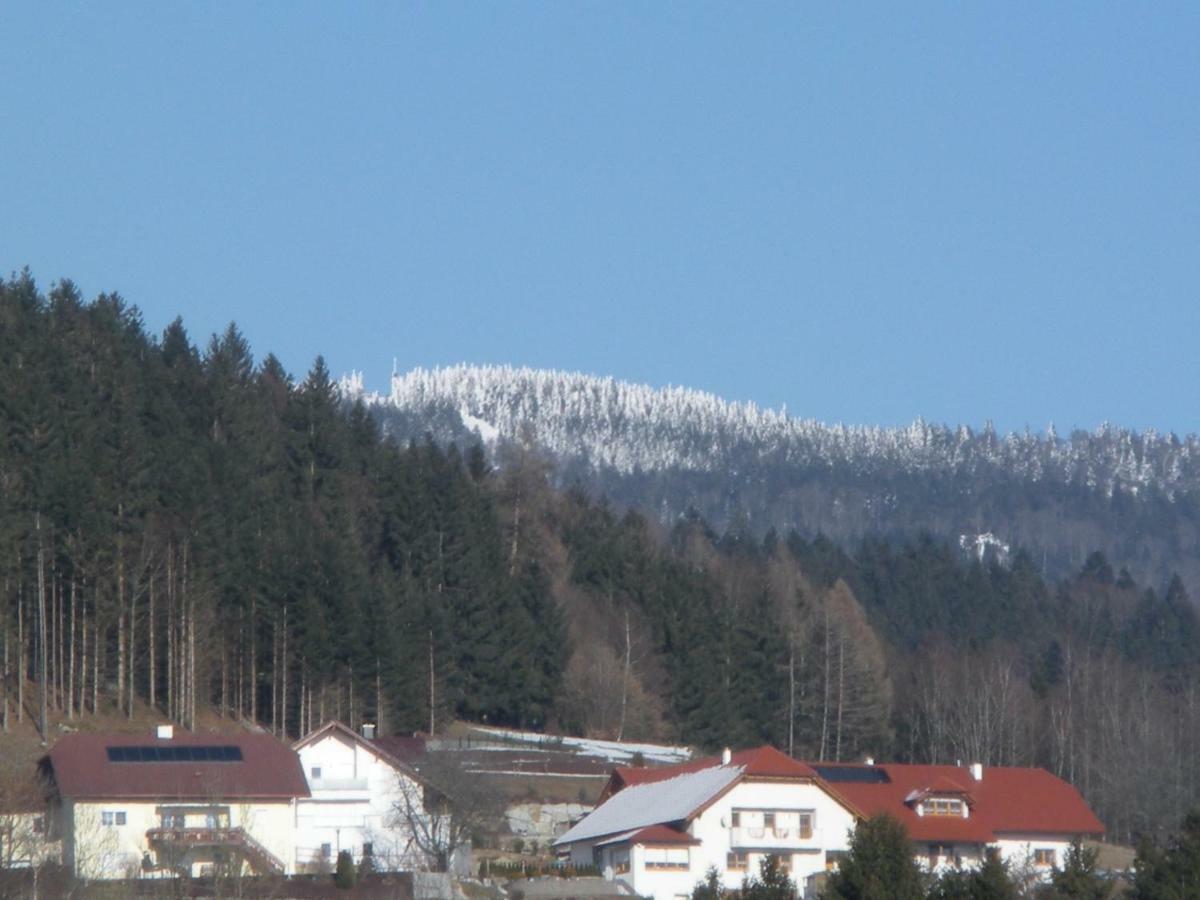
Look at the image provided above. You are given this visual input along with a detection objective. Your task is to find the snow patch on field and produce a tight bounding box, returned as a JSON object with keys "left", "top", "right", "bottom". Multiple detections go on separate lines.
{"left": 464, "top": 725, "right": 692, "bottom": 765}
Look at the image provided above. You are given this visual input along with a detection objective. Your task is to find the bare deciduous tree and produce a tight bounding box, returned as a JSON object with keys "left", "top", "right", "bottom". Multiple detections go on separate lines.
{"left": 390, "top": 752, "right": 504, "bottom": 873}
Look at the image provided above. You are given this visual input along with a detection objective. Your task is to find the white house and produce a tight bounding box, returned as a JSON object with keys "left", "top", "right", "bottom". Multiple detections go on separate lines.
{"left": 554, "top": 747, "right": 1104, "bottom": 900}
{"left": 555, "top": 747, "right": 858, "bottom": 900}
{"left": 292, "top": 721, "right": 427, "bottom": 872}
{"left": 47, "top": 726, "right": 309, "bottom": 879}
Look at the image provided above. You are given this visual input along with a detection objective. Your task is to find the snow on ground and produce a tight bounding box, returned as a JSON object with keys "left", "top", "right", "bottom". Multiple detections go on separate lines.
{"left": 464, "top": 725, "right": 692, "bottom": 765}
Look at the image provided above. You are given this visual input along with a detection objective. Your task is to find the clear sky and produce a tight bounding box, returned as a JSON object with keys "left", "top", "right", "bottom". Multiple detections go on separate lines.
{"left": 2, "top": 3, "right": 1197, "bottom": 434}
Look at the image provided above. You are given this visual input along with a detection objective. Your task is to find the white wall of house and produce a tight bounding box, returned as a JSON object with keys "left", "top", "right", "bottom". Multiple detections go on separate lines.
{"left": 917, "top": 841, "right": 986, "bottom": 874}
{"left": 295, "top": 731, "right": 425, "bottom": 872}
{"left": 626, "top": 842, "right": 701, "bottom": 900}
{"left": 64, "top": 798, "right": 296, "bottom": 879}
{"left": 691, "top": 779, "right": 856, "bottom": 896}
{"left": 576, "top": 779, "right": 857, "bottom": 900}
{"left": 992, "top": 833, "right": 1071, "bottom": 880}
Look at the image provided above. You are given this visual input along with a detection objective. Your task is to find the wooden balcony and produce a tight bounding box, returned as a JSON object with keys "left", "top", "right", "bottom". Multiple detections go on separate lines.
{"left": 146, "top": 826, "right": 284, "bottom": 875}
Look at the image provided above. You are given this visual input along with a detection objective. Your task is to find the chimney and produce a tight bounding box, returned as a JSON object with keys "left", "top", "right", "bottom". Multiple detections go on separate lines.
{"left": 156, "top": 724, "right": 174, "bottom": 740}
{"left": 362, "top": 723, "right": 377, "bottom": 740}
{"left": 721, "top": 747, "right": 732, "bottom": 765}
{"left": 970, "top": 762, "right": 983, "bottom": 781}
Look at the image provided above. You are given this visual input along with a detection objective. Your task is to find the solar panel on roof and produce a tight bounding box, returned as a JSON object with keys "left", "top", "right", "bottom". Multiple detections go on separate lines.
{"left": 106, "top": 746, "right": 244, "bottom": 763}
{"left": 813, "top": 765, "right": 891, "bottom": 784}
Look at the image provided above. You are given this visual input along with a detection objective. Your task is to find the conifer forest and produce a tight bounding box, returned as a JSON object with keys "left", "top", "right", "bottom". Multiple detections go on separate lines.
{"left": 3, "top": 271, "right": 1200, "bottom": 843}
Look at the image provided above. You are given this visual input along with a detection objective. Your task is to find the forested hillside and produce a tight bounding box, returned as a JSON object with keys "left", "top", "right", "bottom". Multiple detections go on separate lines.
{"left": 356, "top": 364, "right": 1200, "bottom": 592}
{"left": 3, "top": 272, "right": 1200, "bottom": 844}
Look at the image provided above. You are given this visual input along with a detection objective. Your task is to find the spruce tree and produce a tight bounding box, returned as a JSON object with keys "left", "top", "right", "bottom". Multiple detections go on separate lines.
{"left": 823, "top": 815, "right": 925, "bottom": 900}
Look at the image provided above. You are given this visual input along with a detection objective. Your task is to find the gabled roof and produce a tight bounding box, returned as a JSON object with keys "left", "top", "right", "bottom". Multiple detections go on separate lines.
{"left": 49, "top": 731, "right": 309, "bottom": 801}
{"left": 603, "top": 746, "right": 816, "bottom": 798}
{"left": 816, "top": 763, "right": 1104, "bottom": 843}
{"left": 293, "top": 721, "right": 423, "bottom": 783}
{"left": 557, "top": 746, "right": 829, "bottom": 847}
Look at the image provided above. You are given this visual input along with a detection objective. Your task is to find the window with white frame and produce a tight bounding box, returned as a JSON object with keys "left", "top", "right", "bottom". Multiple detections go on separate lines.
{"left": 644, "top": 847, "right": 689, "bottom": 870}
{"left": 101, "top": 811, "right": 126, "bottom": 827}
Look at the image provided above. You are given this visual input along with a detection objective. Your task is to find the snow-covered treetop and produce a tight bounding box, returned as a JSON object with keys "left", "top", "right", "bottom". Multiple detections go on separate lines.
{"left": 344, "top": 364, "right": 1200, "bottom": 499}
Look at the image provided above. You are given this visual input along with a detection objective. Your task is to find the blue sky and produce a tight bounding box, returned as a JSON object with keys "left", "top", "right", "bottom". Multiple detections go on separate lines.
{"left": 2, "top": 3, "right": 1197, "bottom": 434}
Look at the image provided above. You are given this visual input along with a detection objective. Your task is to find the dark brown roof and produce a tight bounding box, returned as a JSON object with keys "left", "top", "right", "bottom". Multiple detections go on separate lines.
{"left": 372, "top": 734, "right": 427, "bottom": 765}
{"left": 49, "top": 731, "right": 310, "bottom": 801}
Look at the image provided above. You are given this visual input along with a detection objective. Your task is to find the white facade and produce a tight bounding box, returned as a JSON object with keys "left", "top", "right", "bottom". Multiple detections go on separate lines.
{"left": 993, "top": 833, "right": 1071, "bottom": 879}
{"left": 295, "top": 725, "right": 426, "bottom": 872}
{"left": 567, "top": 778, "right": 856, "bottom": 900}
{"left": 63, "top": 797, "right": 297, "bottom": 879}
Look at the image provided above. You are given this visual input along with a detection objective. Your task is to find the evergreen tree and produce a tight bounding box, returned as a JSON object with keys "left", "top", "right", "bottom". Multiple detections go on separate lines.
{"left": 1044, "top": 840, "right": 1111, "bottom": 900}
{"left": 822, "top": 815, "right": 925, "bottom": 900}
{"left": 741, "top": 854, "right": 796, "bottom": 900}
{"left": 690, "top": 867, "right": 727, "bottom": 900}
{"left": 1132, "top": 811, "right": 1200, "bottom": 900}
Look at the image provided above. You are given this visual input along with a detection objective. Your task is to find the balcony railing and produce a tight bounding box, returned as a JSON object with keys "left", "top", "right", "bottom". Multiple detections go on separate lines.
{"left": 731, "top": 825, "right": 815, "bottom": 849}
{"left": 146, "top": 827, "right": 285, "bottom": 875}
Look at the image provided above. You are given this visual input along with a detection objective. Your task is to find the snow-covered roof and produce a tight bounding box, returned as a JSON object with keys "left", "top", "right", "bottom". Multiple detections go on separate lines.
{"left": 554, "top": 764, "right": 742, "bottom": 846}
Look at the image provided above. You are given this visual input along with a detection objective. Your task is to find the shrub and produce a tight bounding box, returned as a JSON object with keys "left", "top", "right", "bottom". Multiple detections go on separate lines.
{"left": 334, "top": 850, "right": 357, "bottom": 889}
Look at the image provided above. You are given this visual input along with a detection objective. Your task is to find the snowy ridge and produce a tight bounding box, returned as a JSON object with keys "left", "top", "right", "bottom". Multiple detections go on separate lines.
{"left": 347, "top": 364, "right": 1200, "bottom": 500}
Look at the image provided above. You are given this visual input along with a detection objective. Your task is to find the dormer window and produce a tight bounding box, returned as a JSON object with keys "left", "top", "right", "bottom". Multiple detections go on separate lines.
{"left": 923, "top": 798, "right": 964, "bottom": 817}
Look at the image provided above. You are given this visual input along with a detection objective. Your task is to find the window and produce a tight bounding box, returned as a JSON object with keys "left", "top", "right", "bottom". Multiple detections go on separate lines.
{"left": 161, "top": 812, "right": 185, "bottom": 829}
{"left": 768, "top": 853, "right": 791, "bottom": 873}
{"left": 206, "top": 813, "right": 220, "bottom": 829}
{"left": 797, "top": 812, "right": 814, "bottom": 839}
{"left": 321, "top": 843, "right": 332, "bottom": 859}
{"left": 101, "top": 811, "right": 126, "bottom": 827}
{"left": 1034, "top": 848, "right": 1056, "bottom": 867}
{"left": 929, "top": 844, "right": 954, "bottom": 866}
{"left": 614, "top": 850, "right": 630, "bottom": 874}
{"left": 727, "top": 851, "right": 748, "bottom": 871}
{"left": 32, "top": 816, "right": 44, "bottom": 835}
{"left": 924, "top": 798, "right": 964, "bottom": 817}
{"left": 311, "top": 766, "right": 322, "bottom": 779}
{"left": 732, "top": 808, "right": 814, "bottom": 838}
{"left": 645, "top": 847, "right": 690, "bottom": 870}
{"left": 362, "top": 843, "right": 373, "bottom": 857}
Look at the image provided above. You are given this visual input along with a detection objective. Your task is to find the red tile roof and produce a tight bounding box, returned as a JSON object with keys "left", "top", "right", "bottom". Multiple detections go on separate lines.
{"left": 609, "top": 746, "right": 816, "bottom": 794}
{"left": 624, "top": 825, "right": 701, "bottom": 846}
{"left": 816, "top": 763, "right": 1104, "bottom": 843}
{"left": 49, "top": 731, "right": 310, "bottom": 801}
